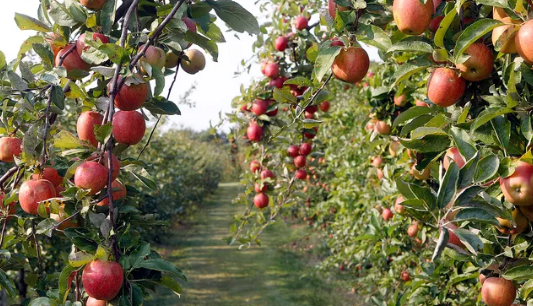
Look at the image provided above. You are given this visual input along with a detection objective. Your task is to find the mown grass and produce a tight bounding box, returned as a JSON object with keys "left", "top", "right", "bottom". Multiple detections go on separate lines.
{"left": 145, "top": 182, "right": 354, "bottom": 306}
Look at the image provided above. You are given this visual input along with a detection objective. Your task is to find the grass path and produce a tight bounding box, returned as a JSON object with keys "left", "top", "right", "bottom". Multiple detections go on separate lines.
{"left": 146, "top": 182, "right": 353, "bottom": 306}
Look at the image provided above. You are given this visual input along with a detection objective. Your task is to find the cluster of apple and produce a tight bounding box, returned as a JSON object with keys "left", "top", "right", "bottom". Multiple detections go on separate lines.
{"left": 250, "top": 161, "right": 275, "bottom": 209}
{"left": 287, "top": 142, "right": 313, "bottom": 180}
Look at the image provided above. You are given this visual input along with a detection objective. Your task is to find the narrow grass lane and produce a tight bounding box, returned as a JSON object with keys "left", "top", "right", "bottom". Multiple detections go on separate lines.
{"left": 146, "top": 182, "right": 353, "bottom": 306}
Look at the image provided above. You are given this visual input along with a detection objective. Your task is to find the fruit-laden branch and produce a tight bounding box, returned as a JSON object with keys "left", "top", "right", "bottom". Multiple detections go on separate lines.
{"left": 137, "top": 58, "right": 182, "bottom": 160}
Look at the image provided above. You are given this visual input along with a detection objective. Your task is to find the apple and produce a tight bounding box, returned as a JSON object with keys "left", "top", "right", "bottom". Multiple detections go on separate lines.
{"left": 407, "top": 223, "right": 419, "bottom": 237}
{"left": 275, "top": 36, "right": 289, "bottom": 52}
{"left": 394, "top": 93, "right": 408, "bottom": 106}
{"left": 479, "top": 274, "right": 487, "bottom": 285}
{"left": 266, "top": 100, "right": 278, "bottom": 116}
{"left": 138, "top": 45, "right": 166, "bottom": 71}
{"left": 75, "top": 161, "right": 108, "bottom": 195}
{"left": 443, "top": 147, "right": 466, "bottom": 170}
{"left": 492, "top": 18, "right": 520, "bottom": 54}
{"left": 247, "top": 123, "right": 262, "bottom": 142}
{"left": 76, "top": 33, "right": 109, "bottom": 59}
{"left": 165, "top": 52, "right": 180, "bottom": 68}
{"left": 304, "top": 127, "right": 318, "bottom": 139}
{"left": 427, "top": 68, "right": 466, "bottom": 107}
{"left": 111, "top": 75, "right": 147, "bottom": 111}
{"left": 415, "top": 99, "right": 428, "bottom": 107}
{"left": 515, "top": 19, "right": 533, "bottom": 65}
{"left": 306, "top": 105, "right": 318, "bottom": 113}
{"left": 0, "top": 137, "right": 22, "bottom": 162}
{"left": 86, "top": 297, "right": 107, "bottom": 306}
{"left": 456, "top": 43, "right": 494, "bottom": 82}
{"left": 328, "top": 0, "right": 350, "bottom": 18}
{"left": 382, "top": 208, "right": 393, "bottom": 221}
{"left": 372, "top": 156, "right": 383, "bottom": 168}
{"left": 251, "top": 99, "right": 268, "bottom": 116}
{"left": 254, "top": 193, "right": 269, "bottom": 209}
{"left": 500, "top": 161, "right": 533, "bottom": 206}
{"left": 496, "top": 208, "right": 528, "bottom": 234}
{"left": 410, "top": 164, "right": 430, "bottom": 180}
{"left": 112, "top": 111, "right": 146, "bottom": 145}
{"left": 375, "top": 121, "right": 391, "bottom": 135}
{"left": 392, "top": 0, "right": 434, "bottom": 35}
{"left": 401, "top": 271, "right": 411, "bottom": 282}
{"left": 429, "top": 16, "right": 444, "bottom": 32}
{"left": 319, "top": 101, "right": 330, "bottom": 112}
{"left": 55, "top": 44, "right": 91, "bottom": 72}
{"left": 260, "top": 170, "right": 274, "bottom": 180}
{"left": 389, "top": 141, "right": 400, "bottom": 157}
{"left": 82, "top": 260, "right": 124, "bottom": 301}
{"left": 295, "top": 169, "right": 307, "bottom": 180}
{"left": 98, "top": 181, "right": 127, "bottom": 206}
{"left": 181, "top": 49, "right": 206, "bottom": 75}
{"left": 52, "top": 203, "right": 79, "bottom": 230}
{"left": 300, "top": 143, "right": 312, "bottom": 156}
{"left": 269, "top": 77, "right": 286, "bottom": 89}
{"left": 32, "top": 167, "right": 62, "bottom": 187}
{"left": 102, "top": 152, "right": 120, "bottom": 182}
{"left": 250, "top": 160, "right": 261, "bottom": 173}
{"left": 262, "top": 62, "right": 280, "bottom": 78}
{"left": 77, "top": 111, "right": 103, "bottom": 147}
{"left": 294, "top": 156, "right": 306, "bottom": 168}
{"left": 444, "top": 223, "right": 465, "bottom": 248}
{"left": 331, "top": 47, "right": 370, "bottom": 83}
{"left": 304, "top": 111, "right": 314, "bottom": 119}
{"left": 481, "top": 277, "right": 516, "bottom": 306}
{"left": 181, "top": 17, "right": 197, "bottom": 49}
{"left": 288, "top": 145, "right": 300, "bottom": 158}
{"left": 294, "top": 16, "right": 309, "bottom": 30}
{"left": 395, "top": 196, "right": 405, "bottom": 214}
{"left": 377, "top": 168, "right": 384, "bottom": 180}
{"left": 80, "top": 0, "right": 106, "bottom": 10}
{"left": 19, "top": 179, "right": 56, "bottom": 215}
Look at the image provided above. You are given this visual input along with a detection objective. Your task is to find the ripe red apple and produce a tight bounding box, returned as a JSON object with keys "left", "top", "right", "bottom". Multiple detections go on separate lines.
{"left": 516, "top": 19, "right": 533, "bottom": 65}
{"left": 80, "top": 0, "right": 106, "bottom": 10}
{"left": 139, "top": 45, "right": 166, "bottom": 71}
{"left": 32, "top": 167, "right": 62, "bottom": 187}
{"left": 77, "top": 111, "right": 103, "bottom": 147}
{"left": 82, "top": 260, "right": 124, "bottom": 301}
{"left": 294, "top": 16, "right": 309, "bottom": 30}
{"left": 260, "top": 170, "right": 274, "bottom": 180}
{"left": 262, "top": 62, "right": 280, "bottom": 78}
{"left": 247, "top": 123, "right": 262, "bottom": 142}
{"left": 394, "top": 93, "right": 408, "bottom": 106}
{"left": 393, "top": 0, "right": 434, "bottom": 35}
{"left": 444, "top": 223, "right": 465, "bottom": 248}
{"left": 251, "top": 99, "right": 268, "bottom": 116}
{"left": 181, "top": 49, "right": 206, "bottom": 75}
{"left": 500, "top": 161, "right": 533, "bottom": 206}
{"left": 294, "top": 156, "right": 307, "bottom": 168}
{"left": 250, "top": 160, "right": 261, "bottom": 173}
{"left": 415, "top": 99, "right": 428, "bottom": 107}
{"left": 401, "top": 271, "right": 411, "bottom": 282}
{"left": 275, "top": 36, "right": 289, "bottom": 52}
{"left": 98, "top": 181, "right": 126, "bottom": 206}
{"left": 86, "top": 297, "right": 107, "bottom": 306}
{"left": 443, "top": 147, "right": 466, "bottom": 170}
{"left": 372, "top": 156, "right": 383, "bottom": 168}
{"left": 112, "top": 111, "right": 146, "bottom": 145}
{"left": 375, "top": 121, "right": 391, "bottom": 135}
{"left": 266, "top": 100, "right": 278, "bottom": 117}
{"left": 0, "top": 137, "right": 22, "bottom": 162}
{"left": 101, "top": 151, "right": 120, "bottom": 182}
{"left": 319, "top": 101, "right": 330, "bottom": 112}
{"left": 55, "top": 44, "right": 91, "bottom": 72}
{"left": 382, "top": 208, "right": 393, "bottom": 221}
{"left": 481, "top": 277, "right": 516, "bottom": 306}
{"left": 254, "top": 182, "right": 267, "bottom": 193}
{"left": 429, "top": 16, "right": 444, "bottom": 32}
{"left": 427, "top": 68, "right": 466, "bottom": 107}
{"left": 74, "top": 161, "right": 108, "bottom": 195}
{"left": 269, "top": 77, "right": 286, "bottom": 89}
{"left": 456, "top": 43, "right": 494, "bottom": 82}
{"left": 300, "top": 143, "right": 312, "bottom": 156}
{"left": 111, "top": 76, "right": 148, "bottom": 111}
{"left": 395, "top": 196, "right": 405, "bottom": 214}
{"left": 407, "top": 223, "right": 419, "bottom": 237}
{"left": 332, "top": 47, "right": 370, "bottom": 83}
{"left": 376, "top": 168, "right": 384, "bottom": 179}
{"left": 288, "top": 145, "right": 300, "bottom": 158}
{"left": 254, "top": 193, "right": 269, "bottom": 209}
{"left": 19, "top": 179, "right": 56, "bottom": 215}
{"left": 76, "top": 32, "right": 109, "bottom": 58}
{"left": 304, "top": 127, "right": 318, "bottom": 139}
{"left": 295, "top": 169, "right": 307, "bottom": 180}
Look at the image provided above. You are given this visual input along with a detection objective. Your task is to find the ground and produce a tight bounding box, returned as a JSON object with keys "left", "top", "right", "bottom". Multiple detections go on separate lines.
{"left": 145, "top": 182, "right": 355, "bottom": 306}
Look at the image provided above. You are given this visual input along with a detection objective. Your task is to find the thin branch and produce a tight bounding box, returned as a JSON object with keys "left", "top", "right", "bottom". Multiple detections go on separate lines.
{"left": 40, "top": 93, "right": 53, "bottom": 166}
{"left": 58, "top": 45, "right": 76, "bottom": 67}
{"left": 306, "top": 21, "right": 319, "bottom": 31}
{"left": 31, "top": 220, "right": 43, "bottom": 277}
{"left": 0, "top": 167, "right": 19, "bottom": 192}
{"left": 0, "top": 218, "right": 7, "bottom": 248}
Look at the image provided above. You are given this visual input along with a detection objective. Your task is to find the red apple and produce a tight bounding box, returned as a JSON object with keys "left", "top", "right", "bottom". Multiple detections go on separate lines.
{"left": 294, "top": 16, "right": 309, "bottom": 30}
{"left": 275, "top": 36, "right": 289, "bottom": 52}
{"left": 254, "top": 193, "right": 269, "bottom": 209}
{"left": 332, "top": 47, "right": 370, "bottom": 83}
{"left": 372, "top": 156, "right": 383, "bottom": 168}
{"left": 32, "top": 167, "right": 62, "bottom": 187}
{"left": 481, "top": 277, "right": 516, "bottom": 306}
{"left": 86, "top": 297, "right": 107, "bottom": 306}
{"left": 262, "top": 62, "right": 280, "bottom": 78}
{"left": 0, "top": 137, "right": 22, "bottom": 162}
{"left": 456, "top": 43, "right": 494, "bottom": 82}
{"left": 80, "top": 0, "right": 106, "bottom": 10}
{"left": 415, "top": 99, "right": 428, "bottom": 107}
{"left": 269, "top": 77, "right": 286, "bottom": 89}
{"left": 19, "top": 179, "right": 56, "bottom": 215}
{"left": 394, "top": 93, "right": 408, "bottom": 106}
{"left": 76, "top": 32, "right": 109, "bottom": 58}
{"left": 294, "top": 156, "right": 306, "bottom": 168}
{"left": 251, "top": 99, "right": 268, "bottom": 116}
{"left": 407, "top": 223, "right": 419, "bottom": 237}
{"left": 300, "top": 143, "right": 312, "bottom": 156}
{"left": 427, "top": 68, "right": 466, "bottom": 107}
{"left": 247, "top": 123, "right": 262, "bottom": 142}
{"left": 260, "top": 170, "right": 275, "bottom": 180}
{"left": 382, "top": 208, "right": 393, "bottom": 221}
{"left": 377, "top": 168, "right": 384, "bottom": 180}
{"left": 250, "top": 161, "right": 261, "bottom": 173}
{"left": 295, "top": 169, "right": 307, "bottom": 180}
{"left": 443, "top": 147, "right": 466, "bottom": 170}
{"left": 82, "top": 260, "right": 124, "bottom": 301}
{"left": 306, "top": 105, "right": 318, "bottom": 113}
{"left": 55, "top": 44, "right": 90, "bottom": 72}
{"left": 288, "top": 145, "right": 300, "bottom": 158}
{"left": 328, "top": 0, "right": 350, "bottom": 18}
{"left": 395, "top": 196, "right": 405, "bottom": 214}
{"left": 77, "top": 111, "right": 103, "bottom": 147}
{"left": 319, "top": 101, "right": 330, "bottom": 112}
{"left": 102, "top": 151, "right": 120, "bottom": 182}
{"left": 401, "top": 271, "right": 411, "bottom": 282}
{"left": 304, "top": 127, "right": 318, "bottom": 139}
{"left": 429, "top": 16, "right": 444, "bottom": 32}
{"left": 500, "top": 161, "right": 533, "bottom": 206}
{"left": 393, "top": 0, "right": 434, "bottom": 35}
{"left": 75, "top": 161, "right": 108, "bottom": 195}
{"left": 516, "top": 19, "right": 533, "bottom": 65}
{"left": 112, "top": 111, "right": 146, "bottom": 145}
{"left": 375, "top": 121, "right": 391, "bottom": 135}
{"left": 444, "top": 223, "right": 465, "bottom": 248}
{"left": 111, "top": 75, "right": 148, "bottom": 111}
{"left": 266, "top": 100, "right": 278, "bottom": 117}
{"left": 98, "top": 181, "right": 126, "bottom": 206}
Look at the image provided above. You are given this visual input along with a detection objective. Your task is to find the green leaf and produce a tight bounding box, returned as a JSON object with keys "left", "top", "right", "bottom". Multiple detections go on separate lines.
{"left": 99, "top": 44, "right": 130, "bottom": 65}
{"left": 356, "top": 24, "right": 392, "bottom": 52}
{"left": 432, "top": 228, "right": 449, "bottom": 261}
{"left": 454, "top": 19, "right": 502, "bottom": 63}
{"left": 94, "top": 123, "right": 113, "bottom": 145}
{"left": 0, "top": 269, "right": 16, "bottom": 296}
{"left": 100, "top": 0, "right": 116, "bottom": 34}
{"left": 58, "top": 265, "right": 77, "bottom": 303}
{"left": 400, "top": 127, "right": 451, "bottom": 153}
{"left": 520, "top": 279, "right": 533, "bottom": 300}
{"left": 124, "top": 165, "right": 157, "bottom": 190}
{"left": 14, "top": 13, "right": 52, "bottom": 32}
{"left": 49, "top": 0, "right": 79, "bottom": 27}
{"left": 503, "top": 265, "right": 533, "bottom": 281}
{"left": 53, "top": 130, "right": 91, "bottom": 149}
{"left": 454, "top": 208, "right": 499, "bottom": 226}
{"left": 388, "top": 37, "right": 433, "bottom": 54}
{"left": 29, "top": 297, "right": 52, "bottom": 306}
{"left": 453, "top": 228, "right": 483, "bottom": 254}
{"left": 450, "top": 127, "right": 476, "bottom": 160}
{"left": 206, "top": 0, "right": 259, "bottom": 35}
{"left": 392, "top": 106, "right": 434, "bottom": 128}
{"left": 184, "top": 31, "right": 219, "bottom": 62}
{"left": 437, "top": 162, "right": 459, "bottom": 209}
{"left": 471, "top": 108, "right": 513, "bottom": 131}
{"left": 51, "top": 85, "right": 65, "bottom": 110}
{"left": 314, "top": 42, "right": 341, "bottom": 82}
{"left": 434, "top": 7, "right": 457, "bottom": 48}
{"left": 474, "top": 154, "right": 499, "bottom": 183}
{"left": 136, "top": 259, "right": 186, "bottom": 280}
{"left": 390, "top": 59, "right": 431, "bottom": 89}
{"left": 273, "top": 87, "right": 297, "bottom": 104}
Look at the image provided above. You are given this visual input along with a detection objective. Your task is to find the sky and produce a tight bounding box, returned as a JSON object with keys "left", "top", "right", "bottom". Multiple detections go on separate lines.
{"left": 1, "top": 1, "right": 379, "bottom": 132}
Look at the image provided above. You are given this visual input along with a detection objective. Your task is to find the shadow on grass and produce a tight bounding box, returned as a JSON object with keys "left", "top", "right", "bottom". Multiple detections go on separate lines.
{"left": 145, "top": 182, "right": 353, "bottom": 306}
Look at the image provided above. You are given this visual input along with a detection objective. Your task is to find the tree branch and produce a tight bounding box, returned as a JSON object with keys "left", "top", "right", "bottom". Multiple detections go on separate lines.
{"left": 31, "top": 221, "right": 43, "bottom": 277}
